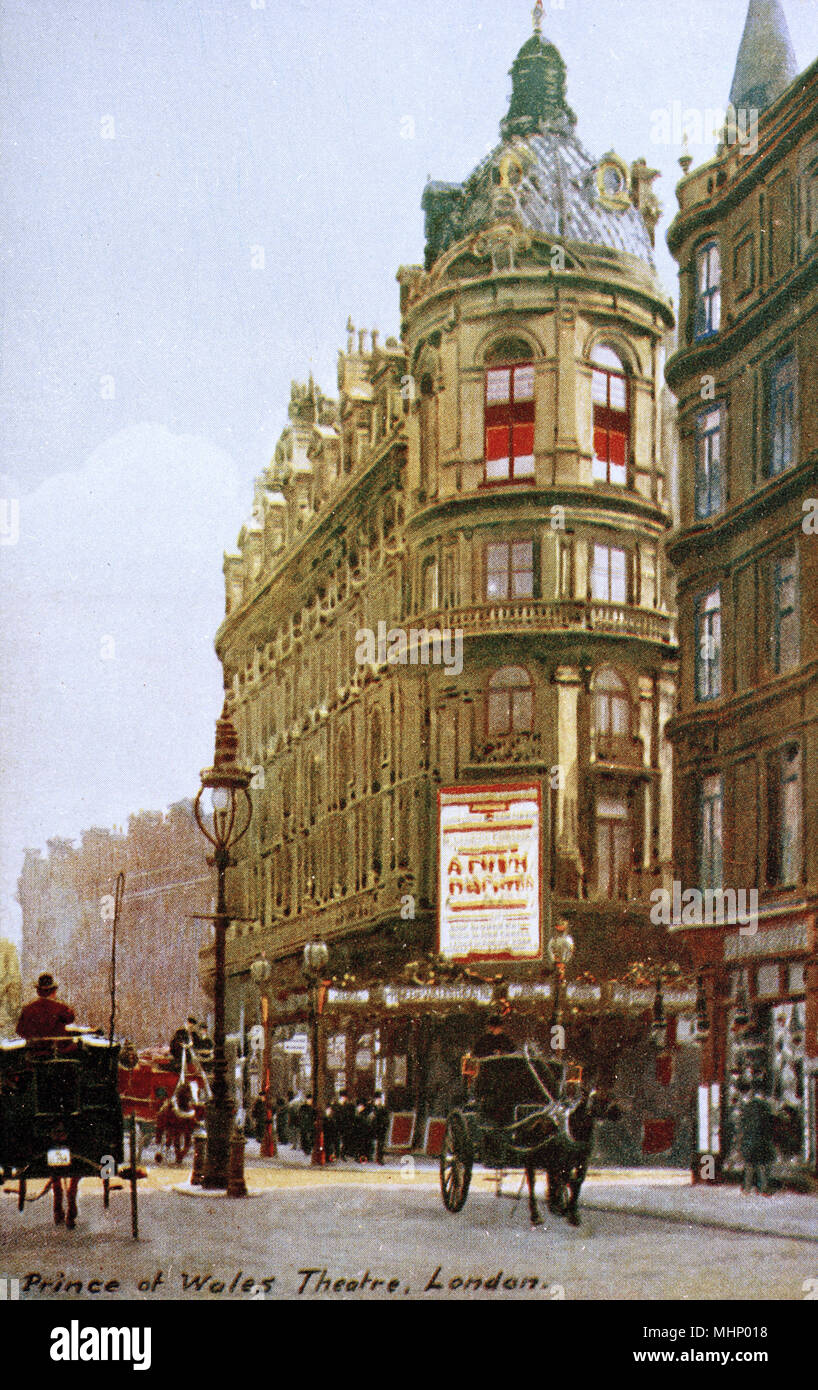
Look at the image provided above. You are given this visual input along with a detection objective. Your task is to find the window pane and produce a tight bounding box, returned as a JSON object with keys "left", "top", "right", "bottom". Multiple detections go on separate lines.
{"left": 596, "top": 694, "right": 611, "bottom": 734}
{"left": 609, "top": 375, "right": 627, "bottom": 411}
{"left": 609, "top": 460, "right": 627, "bottom": 487}
{"left": 486, "top": 369, "right": 510, "bottom": 403}
{"left": 611, "top": 695, "right": 629, "bottom": 734}
{"left": 513, "top": 453, "right": 535, "bottom": 479}
{"left": 513, "top": 365, "right": 534, "bottom": 401}
{"left": 592, "top": 453, "right": 608, "bottom": 481}
{"left": 490, "top": 666, "right": 530, "bottom": 688}
{"left": 609, "top": 548, "right": 627, "bottom": 603}
{"left": 487, "top": 692, "right": 510, "bottom": 735}
{"left": 487, "top": 543, "right": 508, "bottom": 572}
{"left": 591, "top": 545, "right": 610, "bottom": 600}
{"left": 596, "top": 825, "right": 611, "bottom": 896}
{"left": 485, "top": 456, "right": 510, "bottom": 481}
{"left": 512, "top": 690, "right": 533, "bottom": 732}
{"left": 591, "top": 345, "right": 624, "bottom": 370}
{"left": 597, "top": 795, "right": 628, "bottom": 819}
{"left": 512, "top": 542, "right": 533, "bottom": 569}
{"left": 592, "top": 370, "right": 608, "bottom": 404}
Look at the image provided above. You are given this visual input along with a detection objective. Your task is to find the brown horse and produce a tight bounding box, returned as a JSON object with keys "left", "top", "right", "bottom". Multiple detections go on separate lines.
{"left": 154, "top": 1081, "right": 198, "bottom": 1164}
{"left": 50, "top": 1175, "right": 80, "bottom": 1228}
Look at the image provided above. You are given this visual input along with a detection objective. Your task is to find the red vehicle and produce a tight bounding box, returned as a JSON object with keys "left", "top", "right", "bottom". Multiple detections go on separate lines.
{"left": 118, "top": 1047, "right": 208, "bottom": 1164}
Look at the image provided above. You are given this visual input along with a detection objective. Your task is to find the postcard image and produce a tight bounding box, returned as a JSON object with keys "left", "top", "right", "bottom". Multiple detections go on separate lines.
{"left": 1, "top": 0, "right": 817, "bottom": 1360}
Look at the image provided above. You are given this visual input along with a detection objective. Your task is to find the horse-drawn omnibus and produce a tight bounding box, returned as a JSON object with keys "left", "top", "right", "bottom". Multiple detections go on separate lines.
{"left": 0, "top": 1029, "right": 140, "bottom": 1236}
{"left": 440, "top": 1050, "right": 616, "bottom": 1226}
{"left": 118, "top": 1046, "right": 208, "bottom": 1164}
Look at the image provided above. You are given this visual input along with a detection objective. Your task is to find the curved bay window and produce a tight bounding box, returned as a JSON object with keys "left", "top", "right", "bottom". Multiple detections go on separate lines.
{"left": 484, "top": 353, "right": 535, "bottom": 484}
{"left": 486, "top": 666, "right": 533, "bottom": 737}
{"left": 591, "top": 345, "right": 629, "bottom": 486}
{"left": 593, "top": 668, "right": 631, "bottom": 761}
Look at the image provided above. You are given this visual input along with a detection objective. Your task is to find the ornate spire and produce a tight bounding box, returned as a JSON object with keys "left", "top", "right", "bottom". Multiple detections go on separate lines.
{"left": 532, "top": 0, "right": 543, "bottom": 35}
{"left": 729, "top": 0, "right": 798, "bottom": 114}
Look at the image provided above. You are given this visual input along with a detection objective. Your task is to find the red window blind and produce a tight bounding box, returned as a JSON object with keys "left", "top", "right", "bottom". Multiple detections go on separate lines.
{"left": 592, "top": 365, "right": 629, "bottom": 485}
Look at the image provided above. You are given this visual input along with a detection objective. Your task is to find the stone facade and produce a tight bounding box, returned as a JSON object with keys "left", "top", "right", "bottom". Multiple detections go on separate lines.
{"left": 665, "top": 4, "right": 818, "bottom": 1176}
{"left": 212, "top": 21, "right": 692, "bottom": 1150}
{"left": 17, "top": 802, "right": 212, "bottom": 1049}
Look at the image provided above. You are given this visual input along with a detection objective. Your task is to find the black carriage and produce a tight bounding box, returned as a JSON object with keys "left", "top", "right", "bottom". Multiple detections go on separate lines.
{"left": 0, "top": 1032, "right": 140, "bottom": 1236}
{"left": 440, "top": 1051, "right": 571, "bottom": 1213}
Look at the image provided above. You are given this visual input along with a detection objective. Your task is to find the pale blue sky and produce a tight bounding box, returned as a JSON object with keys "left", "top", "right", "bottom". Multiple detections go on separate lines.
{"left": 1, "top": 0, "right": 815, "bottom": 948}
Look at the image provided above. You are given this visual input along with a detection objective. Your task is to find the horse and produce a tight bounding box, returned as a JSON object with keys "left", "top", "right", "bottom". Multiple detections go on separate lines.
{"left": 50, "top": 1175, "right": 80, "bottom": 1229}
{"left": 510, "top": 1087, "right": 620, "bottom": 1227}
{"left": 154, "top": 1080, "right": 198, "bottom": 1165}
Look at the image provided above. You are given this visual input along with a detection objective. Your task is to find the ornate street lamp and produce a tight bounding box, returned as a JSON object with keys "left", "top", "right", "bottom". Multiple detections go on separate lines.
{"left": 249, "top": 954, "right": 276, "bottom": 1158}
{"left": 302, "top": 940, "right": 329, "bottom": 1167}
{"left": 194, "top": 705, "right": 253, "bottom": 1192}
{"left": 547, "top": 921, "right": 575, "bottom": 1027}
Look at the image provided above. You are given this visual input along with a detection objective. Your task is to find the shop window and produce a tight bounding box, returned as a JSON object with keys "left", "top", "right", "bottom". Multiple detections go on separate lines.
{"left": 695, "top": 406, "right": 724, "bottom": 519}
{"left": 484, "top": 363, "right": 535, "bottom": 483}
{"left": 590, "top": 544, "right": 627, "bottom": 604}
{"left": 767, "top": 742, "right": 802, "bottom": 886}
{"left": 485, "top": 540, "right": 534, "bottom": 600}
{"left": 595, "top": 793, "right": 632, "bottom": 899}
{"left": 788, "top": 963, "right": 806, "bottom": 995}
{"left": 694, "top": 588, "right": 721, "bottom": 701}
{"left": 591, "top": 345, "right": 629, "bottom": 486}
{"left": 698, "top": 774, "right": 723, "bottom": 891}
{"left": 486, "top": 667, "right": 533, "bottom": 737}
{"left": 756, "top": 964, "right": 780, "bottom": 998}
{"left": 694, "top": 241, "right": 721, "bottom": 340}
{"left": 771, "top": 553, "right": 799, "bottom": 674}
{"left": 767, "top": 353, "right": 798, "bottom": 476}
{"left": 594, "top": 668, "right": 631, "bottom": 760}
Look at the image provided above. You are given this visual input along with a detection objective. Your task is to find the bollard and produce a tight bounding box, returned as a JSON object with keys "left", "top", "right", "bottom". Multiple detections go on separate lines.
{"left": 227, "top": 1127, "right": 248, "bottom": 1198}
{"left": 190, "top": 1131, "right": 207, "bottom": 1187}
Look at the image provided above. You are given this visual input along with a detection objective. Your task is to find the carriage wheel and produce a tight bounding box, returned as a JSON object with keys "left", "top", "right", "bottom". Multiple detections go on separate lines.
{"left": 440, "top": 1114, "right": 473, "bottom": 1213}
{"left": 17, "top": 1177, "right": 26, "bottom": 1211}
{"left": 129, "top": 1114, "right": 139, "bottom": 1240}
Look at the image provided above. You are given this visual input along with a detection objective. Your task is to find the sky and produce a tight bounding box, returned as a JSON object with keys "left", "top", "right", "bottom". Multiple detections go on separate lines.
{"left": 1, "top": 0, "right": 816, "bottom": 950}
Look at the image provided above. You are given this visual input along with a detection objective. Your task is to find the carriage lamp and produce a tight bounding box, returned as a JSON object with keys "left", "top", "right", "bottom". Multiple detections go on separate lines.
{"left": 547, "top": 923, "right": 575, "bottom": 1026}
{"left": 302, "top": 941, "right": 330, "bottom": 1167}
{"left": 250, "top": 955, "right": 276, "bottom": 1159}
{"left": 194, "top": 705, "right": 253, "bottom": 1193}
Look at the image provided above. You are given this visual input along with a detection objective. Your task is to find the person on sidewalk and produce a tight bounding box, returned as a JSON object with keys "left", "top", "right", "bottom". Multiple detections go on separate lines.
{"left": 372, "top": 1092, "right": 390, "bottom": 1165}
{"left": 739, "top": 1078, "right": 777, "bottom": 1196}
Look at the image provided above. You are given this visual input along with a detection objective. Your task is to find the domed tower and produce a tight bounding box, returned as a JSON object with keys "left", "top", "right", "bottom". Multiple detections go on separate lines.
{"left": 398, "top": 9, "right": 680, "bottom": 1036}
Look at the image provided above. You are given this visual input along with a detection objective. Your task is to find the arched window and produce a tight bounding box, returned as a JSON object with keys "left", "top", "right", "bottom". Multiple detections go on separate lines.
{"left": 694, "top": 242, "right": 721, "bottom": 341}
{"left": 487, "top": 667, "right": 533, "bottom": 737}
{"left": 594, "top": 669, "right": 631, "bottom": 760}
{"left": 484, "top": 340, "right": 535, "bottom": 484}
{"left": 591, "top": 345, "right": 629, "bottom": 486}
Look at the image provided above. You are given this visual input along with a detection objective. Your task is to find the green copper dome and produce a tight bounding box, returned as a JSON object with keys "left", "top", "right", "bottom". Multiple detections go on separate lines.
{"left": 501, "top": 31, "right": 576, "bottom": 139}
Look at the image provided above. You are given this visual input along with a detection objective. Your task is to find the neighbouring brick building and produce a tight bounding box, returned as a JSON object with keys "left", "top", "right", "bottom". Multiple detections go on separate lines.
{"left": 17, "top": 801, "right": 212, "bottom": 1049}
{"left": 665, "top": 0, "right": 818, "bottom": 1179}
{"left": 208, "top": 12, "right": 699, "bottom": 1161}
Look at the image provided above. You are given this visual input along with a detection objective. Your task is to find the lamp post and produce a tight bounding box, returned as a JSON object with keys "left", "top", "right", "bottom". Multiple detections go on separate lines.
{"left": 193, "top": 705, "right": 253, "bottom": 1191}
{"left": 547, "top": 921, "right": 575, "bottom": 1028}
{"left": 250, "top": 954, "right": 276, "bottom": 1158}
{"left": 650, "top": 976, "right": 669, "bottom": 1050}
{"left": 302, "top": 941, "right": 329, "bottom": 1167}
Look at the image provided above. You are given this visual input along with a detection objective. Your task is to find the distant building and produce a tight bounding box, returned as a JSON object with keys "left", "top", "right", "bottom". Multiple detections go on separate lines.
{"left": 665, "top": 0, "right": 818, "bottom": 1177}
{"left": 17, "top": 801, "right": 212, "bottom": 1048}
{"left": 0, "top": 938, "right": 22, "bottom": 1038}
{"left": 210, "top": 14, "right": 696, "bottom": 1159}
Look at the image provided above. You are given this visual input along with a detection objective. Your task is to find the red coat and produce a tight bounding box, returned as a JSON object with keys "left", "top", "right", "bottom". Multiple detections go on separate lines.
{"left": 16, "top": 996, "right": 75, "bottom": 1039}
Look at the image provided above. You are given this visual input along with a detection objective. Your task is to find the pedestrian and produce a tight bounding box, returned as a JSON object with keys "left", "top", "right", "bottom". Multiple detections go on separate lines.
{"left": 354, "top": 1099, "right": 374, "bottom": 1162}
{"left": 739, "top": 1077, "right": 777, "bottom": 1196}
{"left": 372, "top": 1091, "right": 390, "bottom": 1165}
{"left": 323, "top": 1103, "right": 338, "bottom": 1161}
{"left": 287, "top": 1089, "right": 302, "bottom": 1145}
{"left": 275, "top": 1096, "right": 289, "bottom": 1144}
{"left": 336, "top": 1090, "right": 355, "bottom": 1160}
{"left": 299, "top": 1094, "right": 315, "bottom": 1155}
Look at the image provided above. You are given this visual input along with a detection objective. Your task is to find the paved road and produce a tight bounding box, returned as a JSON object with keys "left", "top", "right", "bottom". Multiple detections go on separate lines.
{"left": 2, "top": 1173, "right": 815, "bottom": 1301}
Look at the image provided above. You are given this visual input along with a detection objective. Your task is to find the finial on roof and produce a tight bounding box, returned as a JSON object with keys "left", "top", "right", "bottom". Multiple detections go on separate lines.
{"left": 532, "top": 0, "right": 544, "bottom": 35}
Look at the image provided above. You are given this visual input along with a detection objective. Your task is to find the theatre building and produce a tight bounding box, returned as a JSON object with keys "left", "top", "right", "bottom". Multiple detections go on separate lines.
{"left": 206, "top": 14, "right": 696, "bottom": 1158}
{"left": 665, "top": 0, "right": 818, "bottom": 1179}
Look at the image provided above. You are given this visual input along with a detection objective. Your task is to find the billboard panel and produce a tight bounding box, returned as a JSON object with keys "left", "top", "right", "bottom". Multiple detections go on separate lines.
{"left": 437, "top": 783, "right": 541, "bottom": 962}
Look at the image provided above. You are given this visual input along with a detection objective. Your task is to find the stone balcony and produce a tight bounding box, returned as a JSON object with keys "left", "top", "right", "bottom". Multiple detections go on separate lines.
{"left": 412, "top": 599, "right": 676, "bottom": 646}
